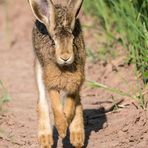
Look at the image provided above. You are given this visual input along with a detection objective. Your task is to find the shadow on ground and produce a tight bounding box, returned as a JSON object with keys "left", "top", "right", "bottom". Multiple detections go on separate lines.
{"left": 53, "top": 107, "right": 107, "bottom": 148}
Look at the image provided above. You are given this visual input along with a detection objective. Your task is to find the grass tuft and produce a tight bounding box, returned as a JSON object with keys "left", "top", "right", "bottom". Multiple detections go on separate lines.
{"left": 87, "top": 80, "right": 147, "bottom": 109}
{"left": 0, "top": 80, "right": 11, "bottom": 110}
{"left": 83, "top": 0, "right": 148, "bottom": 83}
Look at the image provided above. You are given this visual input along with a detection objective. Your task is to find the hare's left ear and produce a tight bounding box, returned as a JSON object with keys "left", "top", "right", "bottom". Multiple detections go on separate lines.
{"left": 68, "top": 0, "right": 83, "bottom": 29}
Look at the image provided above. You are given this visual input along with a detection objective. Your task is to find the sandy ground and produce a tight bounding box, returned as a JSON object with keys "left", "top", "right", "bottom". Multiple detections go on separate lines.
{"left": 0, "top": 0, "right": 148, "bottom": 148}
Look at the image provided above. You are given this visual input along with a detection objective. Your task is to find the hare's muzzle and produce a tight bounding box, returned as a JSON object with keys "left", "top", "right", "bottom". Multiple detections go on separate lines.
{"left": 54, "top": 35, "right": 74, "bottom": 66}
{"left": 56, "top": 53, "right": 74, "bottom": 66}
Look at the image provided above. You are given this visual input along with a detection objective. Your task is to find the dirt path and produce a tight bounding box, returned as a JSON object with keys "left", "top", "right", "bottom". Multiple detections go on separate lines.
{"left": 0, "top": 1, "right": 148, "bottom": 148}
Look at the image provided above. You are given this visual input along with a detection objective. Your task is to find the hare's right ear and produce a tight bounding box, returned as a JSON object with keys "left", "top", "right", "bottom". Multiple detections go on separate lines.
{"left": 29, "top": 0, "right": 55, "bottom": 30}
{"left": 68, "top": 0, "right": 83, "bottom": 29}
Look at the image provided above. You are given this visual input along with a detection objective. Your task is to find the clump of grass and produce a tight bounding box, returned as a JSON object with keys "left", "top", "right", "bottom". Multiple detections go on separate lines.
{"left": 0, "top": 80, "right": 11, "bottom": 140}
{"left": 87, "top": 80, "right": 147, "bottom": 109}
{"left": 83, "top": 0, "right": 148, "bottom": 83}
{"left": 0, "top": 80, "right": 11, "bottom": 110}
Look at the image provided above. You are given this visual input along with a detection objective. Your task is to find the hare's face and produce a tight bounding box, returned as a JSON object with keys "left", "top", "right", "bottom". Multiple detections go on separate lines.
{"left": 53, "top": 31, "right": 74, "bottom": 65}
{"left": 29, "top": 0, "right": 83, "bottom": 65}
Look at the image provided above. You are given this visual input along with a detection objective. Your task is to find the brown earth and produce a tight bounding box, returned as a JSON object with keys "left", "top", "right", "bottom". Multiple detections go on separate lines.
{"left": 0, "top": 0, "right": 148, "bottom": 148}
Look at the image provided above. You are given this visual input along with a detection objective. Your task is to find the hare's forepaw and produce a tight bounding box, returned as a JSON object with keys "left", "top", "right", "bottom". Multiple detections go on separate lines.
{"left": 38, "top": 132, "right": 53, "bottom": 148}
{"left": 70, "top": 123, "right": 84, "bottom": 148}
{"left": 38, "top": 124, "right": 53, "bottom": 148}
{"left": 55, "top": 114, "right": 68, "bottom": 138}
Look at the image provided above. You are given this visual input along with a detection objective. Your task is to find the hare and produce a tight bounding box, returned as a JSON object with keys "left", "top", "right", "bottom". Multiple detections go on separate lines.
{"left": 29, "top": 0, "right": 86, "bottom": 147}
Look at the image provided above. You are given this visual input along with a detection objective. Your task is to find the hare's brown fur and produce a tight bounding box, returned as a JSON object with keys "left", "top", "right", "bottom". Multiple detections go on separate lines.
{"left": 33, "top": 17, "right": 85, "bottom": 94}
{"left": 29, "top": 1, "right": 85, "bottom": 148}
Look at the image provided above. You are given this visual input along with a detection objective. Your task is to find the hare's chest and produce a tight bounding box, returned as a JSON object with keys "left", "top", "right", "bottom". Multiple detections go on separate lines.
{"left": 44, "top": 66, "right": 84, "bottom": 94}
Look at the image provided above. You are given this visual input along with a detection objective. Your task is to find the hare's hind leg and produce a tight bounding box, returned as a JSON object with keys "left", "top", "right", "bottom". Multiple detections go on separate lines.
{"left": 35, "top": 59, "right": 53, "bottom": 148}
{"left": 70, "top": 94, "right": 84, "bottom": 148}
{"left": 48, "top": 89, "right": 68, "bottom": 138}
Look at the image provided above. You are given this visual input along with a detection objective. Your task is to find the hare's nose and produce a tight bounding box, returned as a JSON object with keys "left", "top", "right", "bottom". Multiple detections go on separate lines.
{"left": 60, "top": 56, "right": 70, "bottom": 61}
{"left": 57, "top": 53, "right": 74, "bottom": 65}
{"left": 60, "top": 54, "right": 71, "bottom": 62}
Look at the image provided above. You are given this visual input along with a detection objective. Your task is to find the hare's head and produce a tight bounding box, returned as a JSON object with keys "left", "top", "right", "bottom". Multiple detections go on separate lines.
{"left": 29, "top": 0, "right": 83, "bottom": 66}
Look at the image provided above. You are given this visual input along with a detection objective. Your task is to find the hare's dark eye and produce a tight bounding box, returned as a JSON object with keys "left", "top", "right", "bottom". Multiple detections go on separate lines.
{"left": 36, "top": 21, "right": 48, "bottom": 35}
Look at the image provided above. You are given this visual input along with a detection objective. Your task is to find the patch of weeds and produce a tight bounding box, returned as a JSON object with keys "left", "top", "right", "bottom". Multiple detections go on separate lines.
{"left": 87, "top": 80, "right": 146, "bottom": 109}
{"left": 84, "top": 0, "right": 148, "bottom": 83}
{"left": 83, "top": 0, "right": 148, "bottom": 107}
{"left": 0, "top": 80, "right": 11, "bottom": 110}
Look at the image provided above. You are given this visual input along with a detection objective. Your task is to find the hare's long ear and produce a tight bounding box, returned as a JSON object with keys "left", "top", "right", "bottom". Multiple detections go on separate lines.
{"left": 68, "top": 0, "right": 83, "bottom": 29}
{"left": 29, "top": 0, "right": 55, "bottom": 30}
